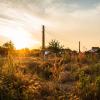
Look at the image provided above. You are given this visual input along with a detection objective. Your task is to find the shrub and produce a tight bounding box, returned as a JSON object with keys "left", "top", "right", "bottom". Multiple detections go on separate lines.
{"left": 95, "top": 76, "right": 100, "bottom": 99}
{"left": 62, "top": 53, "right": 71, "bottom": 64}
{"left": 75, "top": 71, "right": 97, "bottom": 100}
{"left": 58, "top": 71, "right": 72, "bottom": 83}
{"left": 73, "top": 63, "right": 100, "bottom": 99}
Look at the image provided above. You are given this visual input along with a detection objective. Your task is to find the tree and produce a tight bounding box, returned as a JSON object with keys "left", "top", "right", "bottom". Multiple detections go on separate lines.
{"left": 3, "top": 41, "right": 15, "bottom": 50}
{"left": 2, "top": 41, "right": 15, "bottom": 56}
{"left": 48, "top": 40, "right": 63, "bottom": 54}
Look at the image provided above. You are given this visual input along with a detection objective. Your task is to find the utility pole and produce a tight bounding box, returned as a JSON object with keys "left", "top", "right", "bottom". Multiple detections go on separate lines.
{"left": 41, "top": 25, "right": 45, "bottom": 61}
{"left": 42, "top": 25, "right": 45, "bottom": 50}
{"left": 79, "top": 41, "right": 81, "bottom": 53}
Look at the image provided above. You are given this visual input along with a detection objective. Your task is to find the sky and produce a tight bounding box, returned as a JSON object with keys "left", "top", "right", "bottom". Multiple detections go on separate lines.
{"left": 0, "top": 0, "right": 100, "bottom": 50}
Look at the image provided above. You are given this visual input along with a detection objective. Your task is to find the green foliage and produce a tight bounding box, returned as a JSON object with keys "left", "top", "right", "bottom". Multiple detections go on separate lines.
{"left": 62, "top": 53, "right": 71, "bottom": 63}
{"left": 76, "top": 71, "right": 95, "bottom": 100}
{"left": 78, "top": 63, "right": 100, "bottom": 79}
{"left": 75, "top": 63, "right": 100, "bottom": 100}
{"left": 48, "top": 40, "right": 63, "bottom": 54}
{"left": 1, "top": 40, "right": 100, "bottom": 99}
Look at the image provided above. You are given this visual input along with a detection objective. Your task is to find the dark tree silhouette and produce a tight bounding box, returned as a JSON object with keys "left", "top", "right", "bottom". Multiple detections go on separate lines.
{"left": 0, "top": 41, "right": 15, "bottom": 56}
{"left": 48, "top": 40, "right": 63, "bottom": 54}
{"left": 3, "top": 41, "right": 15, "bottom": 50}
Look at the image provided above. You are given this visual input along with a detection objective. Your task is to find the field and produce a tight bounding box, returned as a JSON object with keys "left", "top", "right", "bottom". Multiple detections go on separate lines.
{"left": 0, "top": 52, "right": 100, "bottom": 100}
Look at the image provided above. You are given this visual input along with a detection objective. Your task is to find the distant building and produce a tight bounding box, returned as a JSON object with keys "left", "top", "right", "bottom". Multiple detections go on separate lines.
{"left": 92, "top": 47, "right": 99, "bottom": 52}
{"left": 88, "top": 47, "right": 100, "bottom": 53}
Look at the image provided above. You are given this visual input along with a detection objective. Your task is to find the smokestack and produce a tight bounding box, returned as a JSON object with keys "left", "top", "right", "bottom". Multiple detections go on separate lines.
{"left": 42, "top": 25, "right": 45, "bottom": 50}
{"left": 79, "top": 41, "right": 81, "bottom": 53}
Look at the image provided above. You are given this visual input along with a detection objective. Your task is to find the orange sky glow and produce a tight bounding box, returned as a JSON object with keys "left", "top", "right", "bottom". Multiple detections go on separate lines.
{"left": 0, "top": 0, "right": 100, "bottom": 51}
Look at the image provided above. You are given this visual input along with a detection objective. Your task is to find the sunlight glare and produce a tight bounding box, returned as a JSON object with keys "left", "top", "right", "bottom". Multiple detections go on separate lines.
{"left": 2, "top": 27, "right": 40, "bottom": 49}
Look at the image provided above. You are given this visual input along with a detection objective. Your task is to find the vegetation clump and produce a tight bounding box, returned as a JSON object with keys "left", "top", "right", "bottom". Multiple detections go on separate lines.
{"left": 0, "top": 41, "right": 100, "bottom": 100}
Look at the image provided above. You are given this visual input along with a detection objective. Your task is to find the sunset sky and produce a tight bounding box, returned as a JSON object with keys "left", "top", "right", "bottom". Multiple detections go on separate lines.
{"left": 0, "top": 0, "right": 100, "bottom": 50}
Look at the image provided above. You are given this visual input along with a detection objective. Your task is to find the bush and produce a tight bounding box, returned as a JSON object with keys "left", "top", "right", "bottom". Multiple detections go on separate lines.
{"left": 75, "top": 71, "right": 95, "bottom": 100}
{"left": 58, "top": 71, "right": 72, "bottom": 83}
{"left": 75, "top": 67, "right": 100, "bottom": 100}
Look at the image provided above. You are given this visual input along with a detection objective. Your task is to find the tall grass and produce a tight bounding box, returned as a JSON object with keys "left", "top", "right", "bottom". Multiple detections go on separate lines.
{"left": 0, "top": 54, "right": 69, "bottom": 100}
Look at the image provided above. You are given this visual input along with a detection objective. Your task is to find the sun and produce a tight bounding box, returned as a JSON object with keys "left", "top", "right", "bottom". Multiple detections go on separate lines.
{"left": 13, "top": 37, "right": 39, "bottom": 49}
{"left": 12, "top": 29, "right": 40, "bottom": 49}
{"left": 0, "top": 10, "right": 47, "bottom": 49}
{"left": 2, "top": 27, "right": 40, "bottom": 49}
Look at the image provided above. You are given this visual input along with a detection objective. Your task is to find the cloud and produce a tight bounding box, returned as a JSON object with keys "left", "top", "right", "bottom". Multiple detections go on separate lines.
{"left": 0, "top": 0, "right": 100, "bottom": 50}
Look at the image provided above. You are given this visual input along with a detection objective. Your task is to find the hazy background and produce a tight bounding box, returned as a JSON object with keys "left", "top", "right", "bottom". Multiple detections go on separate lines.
{"left": 0, "top": 0, "right": 100, "bottom": 51}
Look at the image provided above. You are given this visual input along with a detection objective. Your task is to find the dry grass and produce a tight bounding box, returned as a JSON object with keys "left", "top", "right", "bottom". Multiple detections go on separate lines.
{"left": 0, "top": 53, "right": 100, "bottom": 100}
